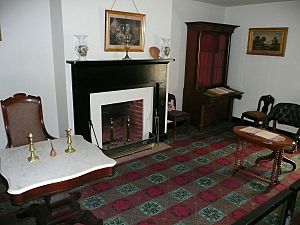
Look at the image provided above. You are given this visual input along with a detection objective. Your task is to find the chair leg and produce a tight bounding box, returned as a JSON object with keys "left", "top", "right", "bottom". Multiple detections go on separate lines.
{"left": 186, "top": 118, "right": 190, "bottom": 134}
{"left": 173, "top": 121, "right": 176, "bottom": 139}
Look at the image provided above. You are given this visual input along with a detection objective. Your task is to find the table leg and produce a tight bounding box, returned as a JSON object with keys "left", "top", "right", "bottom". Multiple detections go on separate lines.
{"left": 233, "top": 139, "right": 245, "bottom": 175}
{"left": 276, "top": 150, "right": 283, "bottom": 183}
{"left": 268, "top": 150, "right": 283, "bottom": 188}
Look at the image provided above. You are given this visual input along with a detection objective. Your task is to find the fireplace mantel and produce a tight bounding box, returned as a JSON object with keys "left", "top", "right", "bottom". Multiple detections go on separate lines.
{"left": 66, "top": 59, "right": 173, "bottom": 142}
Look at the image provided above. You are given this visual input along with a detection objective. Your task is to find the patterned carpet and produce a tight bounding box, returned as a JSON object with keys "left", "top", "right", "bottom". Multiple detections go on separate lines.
{"left": 1, "top": 122, "right": 300, "bottom": 225}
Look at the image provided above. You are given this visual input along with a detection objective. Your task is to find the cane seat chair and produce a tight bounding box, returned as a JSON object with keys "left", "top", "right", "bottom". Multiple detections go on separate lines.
{"left": 1, "top": 93, "right": 55, "bottom": 148}
{"left": 167, "top": 93, "right": 190, "bottom": 139}
{"left": 256, "top": 103, "right": 300, "bottom": 171}
{"left": 241, "top": 95, "right": 275, "bottom": 126}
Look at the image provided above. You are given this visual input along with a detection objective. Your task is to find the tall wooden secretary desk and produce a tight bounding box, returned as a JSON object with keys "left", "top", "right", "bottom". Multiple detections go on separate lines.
{"left": 183, "top": 21, "right": 242, "bottom": 128}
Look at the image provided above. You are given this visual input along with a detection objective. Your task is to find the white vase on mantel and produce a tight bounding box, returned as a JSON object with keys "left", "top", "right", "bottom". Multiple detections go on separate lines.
{"left": 161, "top": 38, "right": 171, "bottom": 59}
{"left": 74, "top": 34, "right": 88, "bottom": 61}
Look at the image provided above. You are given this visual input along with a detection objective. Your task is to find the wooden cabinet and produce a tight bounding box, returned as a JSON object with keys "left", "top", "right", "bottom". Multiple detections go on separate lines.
{"left": 182, "top": 22, "right": 242, "bottom": 128}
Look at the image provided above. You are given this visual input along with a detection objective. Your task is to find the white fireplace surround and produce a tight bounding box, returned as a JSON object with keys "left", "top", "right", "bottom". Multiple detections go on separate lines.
{"left": 90, "top": 87, "right": 154, "bottom": 147}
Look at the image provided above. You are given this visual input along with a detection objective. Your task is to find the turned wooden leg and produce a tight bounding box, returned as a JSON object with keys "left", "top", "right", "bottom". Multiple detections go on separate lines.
{"left": 276, "top": 150, "right": 284, "bottom": 182}
{"left": 233, "top": 139, "right": 245, "bottom": 175}
{"left": 269, "top": 150, "right": 281, "bottom": 187}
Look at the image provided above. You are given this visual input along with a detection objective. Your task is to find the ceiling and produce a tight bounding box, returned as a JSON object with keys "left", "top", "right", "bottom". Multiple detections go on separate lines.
{"left": 193, "top": 0, "right": 298, "bottom": 7}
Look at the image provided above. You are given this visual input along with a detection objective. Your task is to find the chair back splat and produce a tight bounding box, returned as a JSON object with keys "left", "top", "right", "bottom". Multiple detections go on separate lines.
{"left": 241, "top": 95, "right": 275, "bottom": 126}
{"left": 1, "top": 93, "right": 55, "bottom": 148}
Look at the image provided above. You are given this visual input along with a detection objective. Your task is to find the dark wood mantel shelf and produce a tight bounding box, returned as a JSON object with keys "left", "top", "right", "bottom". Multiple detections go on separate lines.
{"left": 66, "top": 58, "right": 174, "bottom": 143}
{"left": 66, "top": 58, "right": 174, "bottom": 65}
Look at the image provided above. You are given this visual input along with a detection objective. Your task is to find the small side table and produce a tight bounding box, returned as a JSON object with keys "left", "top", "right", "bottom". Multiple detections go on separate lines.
{"left": 232, "top": 126, "right": 293, "bottom": 189}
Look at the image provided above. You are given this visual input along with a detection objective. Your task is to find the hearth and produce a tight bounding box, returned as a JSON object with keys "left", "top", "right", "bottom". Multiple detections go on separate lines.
{"left": 66, "top": 59, "right": 173, "bottom": 157}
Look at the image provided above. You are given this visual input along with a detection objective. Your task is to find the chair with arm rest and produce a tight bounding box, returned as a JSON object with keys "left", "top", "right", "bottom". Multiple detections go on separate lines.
{"left": 241, "top": 95, "right": 275, "bottom": 126}
{"left": 1, "top": 93, "right": 55, "bottom": 148}
{"left": 255, "top": 103, "right": 300, "bottom": 171}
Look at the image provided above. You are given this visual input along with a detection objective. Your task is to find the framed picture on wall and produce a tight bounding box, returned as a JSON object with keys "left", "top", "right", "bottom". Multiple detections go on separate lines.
{"left": 247, "top": 27, "right": 288, "bottom": 56}
{"left": 105, "top": 10, "right": 145, "bottom": 52}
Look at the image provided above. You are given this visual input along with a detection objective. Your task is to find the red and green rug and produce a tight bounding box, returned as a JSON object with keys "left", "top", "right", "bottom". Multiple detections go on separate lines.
{"left": 1, "top": 123, "right": 300, "bottom": 225}
{"left": 77, "top": 124, "right": 300, "bottom": 225}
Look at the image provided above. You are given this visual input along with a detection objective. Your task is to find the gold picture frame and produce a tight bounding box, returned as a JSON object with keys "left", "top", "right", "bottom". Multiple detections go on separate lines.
{"left": 105, "top": 10, "right": 145, "bottom": 52}
{"left": 247, "top": 27, "right": 288, "bottom": 56}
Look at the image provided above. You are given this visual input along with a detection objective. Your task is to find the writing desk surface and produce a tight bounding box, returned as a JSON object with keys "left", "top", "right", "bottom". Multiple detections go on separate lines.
{"left": 0, "top": 135, "right": 116, "bottom": 195}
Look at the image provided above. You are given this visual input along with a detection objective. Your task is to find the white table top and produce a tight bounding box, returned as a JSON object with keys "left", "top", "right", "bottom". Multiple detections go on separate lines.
{"left": 0, "top": 135, "right": 116, "bottom": 195}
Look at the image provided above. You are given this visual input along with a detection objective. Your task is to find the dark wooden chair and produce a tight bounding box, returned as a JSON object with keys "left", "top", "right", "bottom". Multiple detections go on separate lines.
{"left": 241, "top": 95, "right": 275, "bottom": 126}
{"left": 1, "top": 93, "right": 55, "bottom": 148}
{"left": 167, "top": 93, "right": 190, "bottom": 139}
{"left": 256, "top": 103, "right": 300, "bottom": 171}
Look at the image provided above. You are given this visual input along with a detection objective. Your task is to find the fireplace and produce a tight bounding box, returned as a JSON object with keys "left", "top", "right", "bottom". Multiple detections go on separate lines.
{"left": 66, "top": 59, "right": 172, "bottom": 157}
{"left": 101, "top": 99, "right": 143, "bottom": 144}
{"left": 90, "top": 87, "right": 154, "bottom": 153}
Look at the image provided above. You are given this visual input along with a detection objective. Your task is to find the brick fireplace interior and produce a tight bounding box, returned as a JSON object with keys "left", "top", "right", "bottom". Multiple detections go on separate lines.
{"left": 102, "top": 99, "right": 143, "bottom": 148}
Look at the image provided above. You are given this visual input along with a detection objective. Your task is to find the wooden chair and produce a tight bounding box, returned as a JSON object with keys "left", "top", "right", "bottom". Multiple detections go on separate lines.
{"left": 167, "top": 93, "right": 190, "bottom": 139}
{"left": 241, "top": 95, "right": 274, "bottom": 126}
{"left": 256, "top": 103, "right": 300, "bottom": 171}
{"left": 1, "top": 93, "right": 55, "bottom": 148}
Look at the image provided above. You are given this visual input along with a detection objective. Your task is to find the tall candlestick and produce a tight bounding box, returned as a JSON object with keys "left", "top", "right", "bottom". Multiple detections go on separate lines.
{"left": 65, "top": 128, "right": 76, "bottom": 153}
{"left": 27, "top": 133, "right": 39, "bottom": 162}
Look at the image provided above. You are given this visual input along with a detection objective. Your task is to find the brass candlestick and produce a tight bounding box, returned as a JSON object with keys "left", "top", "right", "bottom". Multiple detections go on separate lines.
{"left": 123, "top": 41, "right": 131, "bottom": 60}
{"left": 122, "top": 24, "right": 131, "bottom": 60}
{"left": 65, "top": 128, "right": 76, "bottom": 153}
{"left": 27, "top": 133, "right": 39, "bottom": 162}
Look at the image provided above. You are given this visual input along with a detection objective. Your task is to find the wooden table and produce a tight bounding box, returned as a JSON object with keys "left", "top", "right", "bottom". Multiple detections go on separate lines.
{"left": 233, "top": 126, "right": 294, "bottom": 189}
{"left": 0, "top": 135, "right": 116, "bottom": 225}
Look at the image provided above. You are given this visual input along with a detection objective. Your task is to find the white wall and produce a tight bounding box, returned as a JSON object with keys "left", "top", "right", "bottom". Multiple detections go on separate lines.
{"left": 170, "top": 0, "right": 226, "bottom": 110}
{"left": 61, "top": 0, "right": 173, "bottom": 60}
{"left": 226, "top": 1, "right": 300, "bottom": 125}
{"left": 0, "top": 0, "right": 59, "bottom": 148}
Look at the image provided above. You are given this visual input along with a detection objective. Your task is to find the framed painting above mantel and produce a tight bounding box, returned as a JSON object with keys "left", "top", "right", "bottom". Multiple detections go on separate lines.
{"left": 105, "top": 10, "right": 145, "bottom": 52}
{"left": 247, "top": 27, "right": 288, "bottom": 57}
